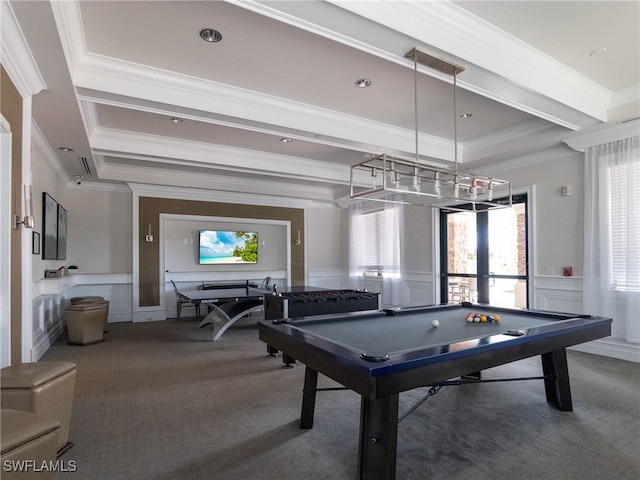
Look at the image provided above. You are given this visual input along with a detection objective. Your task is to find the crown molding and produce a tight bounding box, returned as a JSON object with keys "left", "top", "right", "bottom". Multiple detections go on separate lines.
{"left": 475, "top": 145, "right": 578, "bottom": 177}
{"left": 90, "top": 126, "right": 351, "bottom": 185}
{"left": 71, "top": 54, "right": 456, "bottom": 161}
{"left": 563, "top": 119, "right": 640, "bottom": 152}
{"left": 239, "top": 0, "right": 600, "bottom": 130}
{"left": 611, "top": 84, "right": 640, "bottom": 110}
{"left": 1, "top": 1, "right": 46, "bottom": 97}
{"left": 65, "top": 179, "right": 131, "bottom": 193}
{"left": 326, "top": 0, "right": 610, "bottom": 124}
{"left": 48, "top": 0, "right": 455, "bottom": 162}
{"left": 463, "top": 119, "right": 553, "bottom": 157}
{"left": 127, "top": 182, "right": 334, "bottom": 209}
{"left": 48, "top": 0, "right": 85, "bottom": 72}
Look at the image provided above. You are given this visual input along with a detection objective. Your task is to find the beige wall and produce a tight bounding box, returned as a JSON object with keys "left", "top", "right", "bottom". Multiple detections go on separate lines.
{"left": 2, "top": 65, "right": 23, "bottom": 365}
{"left": 138, "top": 197, "right": 305, "bottom": 306}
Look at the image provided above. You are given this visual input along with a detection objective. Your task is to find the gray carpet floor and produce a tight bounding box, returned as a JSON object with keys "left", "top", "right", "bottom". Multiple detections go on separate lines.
{"left": 42, "top": 315, "right": 640, "bottom": 480}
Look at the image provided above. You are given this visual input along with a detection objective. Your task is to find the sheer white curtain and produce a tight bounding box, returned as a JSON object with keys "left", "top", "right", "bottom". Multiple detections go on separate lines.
{"left": 382, "top": 199, "right": 403, "bottom": 306}
{"left": 583, "top": 136, "right": 640, "bottom": 344}
{"left": 348, "top": 199, "right": 403, "bottom": 305}
{"left": 348, "top": 201, "right": 365, "bottom": 290}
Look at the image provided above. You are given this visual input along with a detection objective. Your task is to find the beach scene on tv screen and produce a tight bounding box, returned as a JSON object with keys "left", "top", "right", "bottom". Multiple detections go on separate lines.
{"left": 199, "top": 230, "right": 258, "bottom": 264}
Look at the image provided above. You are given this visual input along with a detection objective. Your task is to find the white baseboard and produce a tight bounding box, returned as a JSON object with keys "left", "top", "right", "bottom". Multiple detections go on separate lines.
{"left": 132, "top": 308, "right": 167, "bottom": 323}
{"left": 570, "top": 338, "right": 640, "bottom": 363}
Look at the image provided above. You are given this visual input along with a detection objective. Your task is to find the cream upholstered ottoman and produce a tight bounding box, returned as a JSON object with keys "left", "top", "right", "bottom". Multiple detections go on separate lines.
{"left": 65, "top": 303, "right": 106, "bottom": 345}
{"left": 70, "top": 297, "right": 110, "bottom": 333}
{"left": 69, "top": 296, "right": 103, "bottom": 303}
{"left": 1, "top": 362, "right": 76, "bottom": 455}
{"left": 1, "top": 409, "right": 60, "bottom": 479}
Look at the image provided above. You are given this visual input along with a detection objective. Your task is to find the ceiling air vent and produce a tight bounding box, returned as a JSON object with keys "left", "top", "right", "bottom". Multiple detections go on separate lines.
{"left": 79, "top": 156, "right": 91, "bottom": 175}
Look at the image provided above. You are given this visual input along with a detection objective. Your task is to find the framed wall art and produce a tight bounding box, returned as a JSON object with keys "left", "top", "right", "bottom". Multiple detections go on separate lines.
{"left": 57, "top": 204, "right": 67, "bottom": 260}
{"left": 32, "top": 231, "right": 40, "bottom": 255}
{"left": 42, "top": 192, "right": 58, "bottom": 260}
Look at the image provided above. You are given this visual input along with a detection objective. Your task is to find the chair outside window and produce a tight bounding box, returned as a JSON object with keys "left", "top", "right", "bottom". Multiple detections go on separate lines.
{"left": 170, "top": 280, "right": 199, "bottom": 320}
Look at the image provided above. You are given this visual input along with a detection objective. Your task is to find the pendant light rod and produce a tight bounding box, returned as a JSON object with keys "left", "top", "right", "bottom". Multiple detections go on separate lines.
{"left": 453, "top": 70, "right": 459, "bottom": 176}
{"left": 413, "top": 50, "right": 419, "bottom": 165}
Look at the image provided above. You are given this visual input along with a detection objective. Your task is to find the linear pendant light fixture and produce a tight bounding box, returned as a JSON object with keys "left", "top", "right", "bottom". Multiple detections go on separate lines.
{"left": 350, "top": 47, "right": 512, "bottom": 210}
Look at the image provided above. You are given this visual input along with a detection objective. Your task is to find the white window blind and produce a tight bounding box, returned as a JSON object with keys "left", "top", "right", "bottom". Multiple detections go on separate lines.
{"left": 361, "top": 210, "right": 385, "bottom": 270}
{"left": 609, "top": 157, "right": 640, "bottom": 291}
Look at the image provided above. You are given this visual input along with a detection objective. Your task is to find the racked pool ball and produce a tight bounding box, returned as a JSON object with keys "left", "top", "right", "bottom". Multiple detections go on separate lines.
{"left": 466, "top": 313, "right": 474, "bottom": 323}
{"left": 494, "top": 315, "right": 501, "bottom": 323}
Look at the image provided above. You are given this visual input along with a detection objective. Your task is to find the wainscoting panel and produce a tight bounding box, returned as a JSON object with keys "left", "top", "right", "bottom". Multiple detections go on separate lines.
{"left": 32, "top": 274, "right": 133, "bottom": 359}
{"left": 31, "top": 294, "right": 66, "bottom": 361}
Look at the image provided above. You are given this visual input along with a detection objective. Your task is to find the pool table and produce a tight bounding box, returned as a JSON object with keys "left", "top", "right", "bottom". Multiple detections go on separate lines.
{"left": 257, "top": 302, "right": 612, "bottom": 480}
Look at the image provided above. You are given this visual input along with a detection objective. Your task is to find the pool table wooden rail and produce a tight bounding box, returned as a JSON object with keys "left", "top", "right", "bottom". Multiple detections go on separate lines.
{"left": 259, "top": 305, "right": 612, "bottom": 401}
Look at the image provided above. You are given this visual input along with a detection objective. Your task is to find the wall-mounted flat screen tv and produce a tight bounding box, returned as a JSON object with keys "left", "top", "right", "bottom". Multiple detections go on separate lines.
{"left": 199, "top": 230, "right": 258, "bottom": 264}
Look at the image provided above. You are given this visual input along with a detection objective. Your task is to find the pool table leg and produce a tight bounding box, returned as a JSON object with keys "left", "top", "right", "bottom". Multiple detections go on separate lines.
{"left": 358, "top": 395, "right": 399, "bottom": 480}
{"left": 300, "top": 367, "right": 318, "bottom": 429}
{"left": 541, "top": 348, "right": 573, "bottom": 411}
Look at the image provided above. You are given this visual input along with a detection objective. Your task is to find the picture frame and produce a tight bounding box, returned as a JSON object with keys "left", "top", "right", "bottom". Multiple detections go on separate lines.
{"left": 42, "top": 192, "right": 58, "bottom": 260}
{"left": 57, "top": 204, "right": 67, "bottom": 260}
{"left": 32, "top": 231, "right": 40, "bottom": 255}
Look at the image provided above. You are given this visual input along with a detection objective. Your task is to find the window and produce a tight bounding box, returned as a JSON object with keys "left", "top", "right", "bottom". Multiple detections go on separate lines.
{"left": 609, "top": 157, "right": 640, "bottom": 292}
{"left": 584, "top": 135, "right": 640, "bottom": 344}
{"left": 361, "top": 210, "right": 385, "bottom": 274}
{"left": 349, "top": 203, "right": 401, "bottom": 279}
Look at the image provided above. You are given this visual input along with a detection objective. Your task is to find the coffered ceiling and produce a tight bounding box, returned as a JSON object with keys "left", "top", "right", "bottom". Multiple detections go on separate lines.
{"left": 5, "top": 0, "right": 639, "bottom": 203}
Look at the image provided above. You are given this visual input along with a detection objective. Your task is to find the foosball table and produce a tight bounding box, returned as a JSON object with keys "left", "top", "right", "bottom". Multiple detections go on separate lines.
{"left": 263, "top": 288, "right": 381, "bottom": 366}
{"left": 264, "top": 288, "right": 380, "bottom": 320}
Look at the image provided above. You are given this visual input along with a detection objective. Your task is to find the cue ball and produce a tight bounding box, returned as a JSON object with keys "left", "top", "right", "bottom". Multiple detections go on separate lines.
{"left": 432, "top": 319, "right": 440, "bottom": 327}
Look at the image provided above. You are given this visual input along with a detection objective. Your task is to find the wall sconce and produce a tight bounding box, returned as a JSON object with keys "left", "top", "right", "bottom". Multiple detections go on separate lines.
{"left": 295, "top": 230, "right": 301, "bottom": 246}
{"left": 13, "top": 215, "right": 34, "bottom": 229}
{"left": 13, "top": 185, "right": 34, "bottom": 230}
{"left": 145, "top": 224, "right": 154, "bottom": 242}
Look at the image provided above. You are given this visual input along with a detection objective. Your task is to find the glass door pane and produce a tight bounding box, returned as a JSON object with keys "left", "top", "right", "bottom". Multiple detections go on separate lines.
{"left": 487, "top": 202, "right": 527, "bottom": 308}
{"left": 447, "top": 212, "right": 477, "bottom": 274}
{"left": 488, "top": 278, "right": 527, "bottom": 308}
{"left": 488, "top": 203, "right": 526, "bottom": 276}
{"left": 445, "top": 211, "right": 478, "bottom": 304}
{"left": 447, "top": 276, "right": 477, "bottom": 304}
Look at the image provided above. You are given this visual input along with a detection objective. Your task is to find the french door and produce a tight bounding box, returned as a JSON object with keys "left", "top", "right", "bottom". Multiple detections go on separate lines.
{"left": 439, "top": 194, "right": 529, "bottom": 307}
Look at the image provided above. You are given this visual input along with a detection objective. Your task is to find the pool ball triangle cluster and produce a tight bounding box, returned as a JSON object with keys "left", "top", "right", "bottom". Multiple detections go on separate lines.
{"left": 465, "top": 312, "right": 500, "bottom": 323}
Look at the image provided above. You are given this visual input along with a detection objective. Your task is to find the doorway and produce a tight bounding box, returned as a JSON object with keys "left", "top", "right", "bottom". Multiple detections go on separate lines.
{"left": 439, "top": 194, "right": 529, "bottom": 307}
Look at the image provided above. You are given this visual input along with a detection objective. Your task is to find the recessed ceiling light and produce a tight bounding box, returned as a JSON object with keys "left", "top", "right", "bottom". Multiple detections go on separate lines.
{"left": 355, "top": 78, "right": 372, "bottom": 88}
{"left": 459, "top": 113, "right": 472, "bottom": 119}
{"left": 59, "top": 147, "right": 74, "bottom": 152}
{"left": 280, "top": 137, "right": 293, "bottom": 143}
{"left": 200, "top": 28, "right": 222, "bottom": 43}
{"left": 170, "top": 117, "right": 184, "bottom": 124}
{"left": 364, "top": 153, "right": 377, "bottom": 159}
